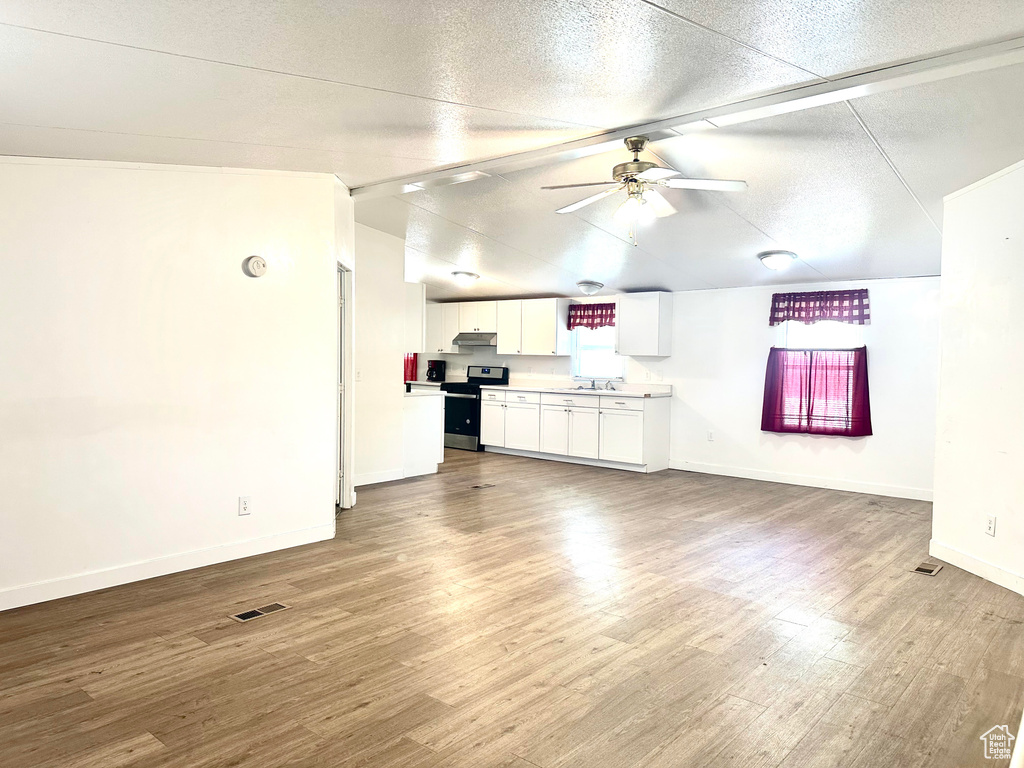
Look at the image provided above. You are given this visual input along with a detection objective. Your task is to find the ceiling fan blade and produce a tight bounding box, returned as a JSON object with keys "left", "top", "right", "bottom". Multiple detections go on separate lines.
{"left": 637, "top": 167, "right": 681, "bottom": 181}
{"left": 642, "top": 188, "right": 677, "bottom": 218}
{"left": 555, "top": 185, "right": 623, "bottom": 214}
{"left": 659, "top": 178, "right": 748, "bottom": 192}
{"left": 541, "top": 181, "right": 619, "bottom": 190}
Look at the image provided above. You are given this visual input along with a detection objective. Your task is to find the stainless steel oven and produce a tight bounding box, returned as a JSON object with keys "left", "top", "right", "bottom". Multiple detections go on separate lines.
{"left": 440, "top": 366, "right": 509, "bottom": 451}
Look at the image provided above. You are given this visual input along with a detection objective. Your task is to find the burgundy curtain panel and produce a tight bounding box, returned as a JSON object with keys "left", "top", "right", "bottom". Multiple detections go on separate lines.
{"left": 568, "top": 302, "right": 616, "bottom": 330}
{"left": 761, "top": 347, "right": 872, "bottom": 436}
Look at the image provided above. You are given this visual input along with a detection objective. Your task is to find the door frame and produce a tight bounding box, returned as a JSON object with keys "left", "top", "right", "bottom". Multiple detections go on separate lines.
{"left": 337, "top": 263, "right": 356, "bottom": 509}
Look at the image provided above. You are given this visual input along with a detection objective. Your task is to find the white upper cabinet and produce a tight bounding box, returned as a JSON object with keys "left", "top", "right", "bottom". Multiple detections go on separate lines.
{"left": 521, "top": 298, "right": 571, "bottom": 356}
{"left": 458, "top": 301, "right": 497, "bottom": 333}
{"left": 424, "top": 303, "right": 464, "bottom": 354}
{"left": 442, "top": 303, "right": 461, "bottom": 351}
{"left": 424, "top": 303, "right": 444, "bottom": 354}
{"left": 616, "top": 292, "right": 673, "bottom": 357}
{"left": 496, "top": 300, "right": 522, "bottom": 355}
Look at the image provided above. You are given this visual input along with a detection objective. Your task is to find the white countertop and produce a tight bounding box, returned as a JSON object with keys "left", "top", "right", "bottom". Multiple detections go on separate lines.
{"left": 479, "top": 384, "right": 671, "bottom": 398}
{"left": 404, "top": 389, "right": 445, "bottom": 397}
{"left": 406, "top": 380, "right": 443, "bottom": 387}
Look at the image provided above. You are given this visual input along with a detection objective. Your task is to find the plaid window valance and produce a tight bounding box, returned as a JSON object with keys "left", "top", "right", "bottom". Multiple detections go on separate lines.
{"left": 568, "top": 302, "right": 616, "bottom": 330}
{"left": 769, "top": 289, "right": 870, "bottom": 326}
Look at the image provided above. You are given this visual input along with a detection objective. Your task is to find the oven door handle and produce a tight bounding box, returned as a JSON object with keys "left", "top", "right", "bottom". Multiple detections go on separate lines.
{"left": 443, "top": 392, "right": 479, "bottom": 399}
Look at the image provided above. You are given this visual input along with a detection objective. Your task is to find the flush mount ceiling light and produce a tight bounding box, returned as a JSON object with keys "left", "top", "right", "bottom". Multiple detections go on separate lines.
{"left": 577, "top": 280, "right": 604, "bottom": 295}
{"left": 451, "top": 270, "right": 480, "bottom": 285}
{"left": 542, "top": 136, "right": 748, "bottom": 246}
{"left": 758, "top": 250, "right": 799, "bottom": 270}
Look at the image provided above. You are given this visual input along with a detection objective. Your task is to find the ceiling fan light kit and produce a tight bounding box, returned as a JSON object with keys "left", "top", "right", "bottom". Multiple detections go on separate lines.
{"left": 543, "top": 136, "right": 748, "bottom": 246}
{"left": 577, "top": 280, "right": 604, "bottom": 295}
{"left": 758, "top": 250, "right": 799, "bottom": 270}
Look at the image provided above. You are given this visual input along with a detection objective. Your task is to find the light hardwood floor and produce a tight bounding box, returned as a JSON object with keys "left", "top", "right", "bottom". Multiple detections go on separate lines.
{"left": 2, "top": 449, "right": 1022, "bottom": 767}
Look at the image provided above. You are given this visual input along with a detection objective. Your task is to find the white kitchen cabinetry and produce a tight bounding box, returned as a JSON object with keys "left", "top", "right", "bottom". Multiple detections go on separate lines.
{"left": 599, "top": 408, "right": 645, "bottom": 464}
{"left": 540, "top": 405, "right": 569, "bottom": 455}
{"left": 424, "top": 303, "right": 464, "bottom": 354}
{"left": 459, "top": 301, "right": 497, "bottom": 333}
{"left": 521, "top": 298, "right": 571, "bottom": 356}
{"left": 483, "top": 387, "right": 670, "bottom": 472}
{"left": 568, "top": 407, "right": 600, "bottom": 459}
{"left": 480, "top": 400, "right": 506, "bottom": 447}
{"left": 616, "top": 292, "right": 673, "bottom": 357}
{"left": 496, "top": 300, "right": 522, "bottom": 355}
{"left": 504, "top": 402, "right": 540, "bottom": 451}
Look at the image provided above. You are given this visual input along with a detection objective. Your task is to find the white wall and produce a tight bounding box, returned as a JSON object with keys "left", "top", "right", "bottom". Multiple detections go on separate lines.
{"left": 0, "top": 158, "right": 348, "bottom": 611}
{"left": 931, "top": 159, "right": 1024, "bottom": 596}
{"left": 352, "top": 224, "right": 407, "bottom": 486}
{"left": 645, "top": 278, "right": 941, "bottom": 500}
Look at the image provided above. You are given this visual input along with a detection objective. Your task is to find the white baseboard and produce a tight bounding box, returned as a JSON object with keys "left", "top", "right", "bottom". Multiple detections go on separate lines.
{"left": 929, "top": 540, "right": 1024, "bottom": 597}
{"left": 354, "top": 468, "right": 404, "bottom": 487}
{"left": 669, "top": 460, "right": 933, "bottom": 501}
{"left": 0, "top": 522, "right": 336, "bottom": 613}
{"left": 484, "top": 446, "right": 649, "bottom": 473}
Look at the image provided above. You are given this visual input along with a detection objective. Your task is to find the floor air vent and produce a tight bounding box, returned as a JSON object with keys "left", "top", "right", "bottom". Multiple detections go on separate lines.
{"left": 912, "top": 563, "right": 943, "bottom": 576}
{"left": 470, "top": 483, "right": 495, "bottom": 489}
{"left": 230, "top": 602, "right": 292, "bottom": 623}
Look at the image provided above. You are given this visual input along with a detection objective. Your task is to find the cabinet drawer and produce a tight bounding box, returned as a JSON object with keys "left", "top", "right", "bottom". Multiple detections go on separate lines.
{"left": 481, "top": 390, "right": 505, "bottom": 402}
{"left": 599, "top": 395, "right": 646, "bottom": 412}
{"left": 506, "top": 390, "right": 540, "bottom": 404}
{"left": 540, "top": 393, "right": 599, "bottom": 409}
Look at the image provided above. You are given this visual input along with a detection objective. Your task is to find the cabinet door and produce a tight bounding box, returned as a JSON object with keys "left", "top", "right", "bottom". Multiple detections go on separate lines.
{"left": 476, "top": 301, "right": 497, "bottom": 333}
{"left": 458, "top": 302, "right": 477, "bottom": 333}
{"left": 540, "top": 405, "right": 569, "bottom": 455}
{"left": 480, "top": 402, "right": 505, "bottom": 447}
{"left": 504, "top": 402, "right": 540, "bottom": 451}
{"left": 521, "top": 298, "right": 556, "bottom": 356}
{"left": 616, "top": 292, "right": 672, "bottom": 356}
{"left": 442, "top": 304, "right": 461, "bottom": 352}
{"left": 599, "top": 409, "right": 644, "bottom": 464}
{"left": 496, "top": 300, "right": 522, "bottom": 355}
{"left": 568, "top": 407, "right": 600, "bottom": 459}
{"left": 425, "top": 303, "right": 444, "bottom": 353}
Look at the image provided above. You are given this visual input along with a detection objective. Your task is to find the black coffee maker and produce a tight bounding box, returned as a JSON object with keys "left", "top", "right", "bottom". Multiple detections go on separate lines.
{"left": 426, "top": 360, "right": 446, "bottom": 382}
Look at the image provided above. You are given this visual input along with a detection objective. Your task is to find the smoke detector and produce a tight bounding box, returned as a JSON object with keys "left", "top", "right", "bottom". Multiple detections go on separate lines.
{"left": 577, "top": 280, "right": 604, "bottom": 296}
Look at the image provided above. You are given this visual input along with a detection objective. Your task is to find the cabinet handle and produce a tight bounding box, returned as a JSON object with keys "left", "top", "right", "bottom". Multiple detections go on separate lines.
{"left": 615, "top": 401, "right": 626, "bottom": 405}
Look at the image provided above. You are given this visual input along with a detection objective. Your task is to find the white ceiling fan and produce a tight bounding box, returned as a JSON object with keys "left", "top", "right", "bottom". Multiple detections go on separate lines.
{"left": 542, "top": 136, "right": 747, "bottom": 245}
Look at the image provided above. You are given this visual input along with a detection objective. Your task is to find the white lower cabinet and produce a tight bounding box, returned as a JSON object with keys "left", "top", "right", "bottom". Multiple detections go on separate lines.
{"left": 540, "top": 405, "right": 569, "bottom": 455}
{"left": 598, "top": 408, "right": 645, "bottom": 464}
{"left": 504, "top": 402, "right": 540, "bottom": 451}
{"left": 480, "top": 401, "right": 506, "bottom": 447}
{"left": 567, "top": 407, "right": 600, "bottom": 459}
{"left": 482, "top": 388, "right": 670, "bottom": 472}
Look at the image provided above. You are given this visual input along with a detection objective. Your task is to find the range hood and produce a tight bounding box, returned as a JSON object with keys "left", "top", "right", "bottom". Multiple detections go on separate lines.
{"left": 453, "top": 332, "right": 497, "bottom": 347}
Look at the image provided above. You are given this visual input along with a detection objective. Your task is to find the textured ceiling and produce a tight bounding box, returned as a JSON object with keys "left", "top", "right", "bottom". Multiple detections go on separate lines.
{"left": 2, "top": 1, "right": 1023, "bottom": 294}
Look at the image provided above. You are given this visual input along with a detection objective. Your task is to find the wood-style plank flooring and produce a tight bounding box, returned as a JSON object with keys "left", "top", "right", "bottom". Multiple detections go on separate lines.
{"left": 2, "top": 449, "right": 1023, "bottom": 767}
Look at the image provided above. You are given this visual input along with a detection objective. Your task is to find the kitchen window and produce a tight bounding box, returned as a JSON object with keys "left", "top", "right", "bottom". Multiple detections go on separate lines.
{"left": 571, "top": 325, "right": 623, "bottom": 380}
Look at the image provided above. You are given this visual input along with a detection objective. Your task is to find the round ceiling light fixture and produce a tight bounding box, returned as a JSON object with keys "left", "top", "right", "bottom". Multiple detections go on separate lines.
{"left": 577, "top": 280, "right": 604, "bottom": 296}
{"left": 451, "top": 270, "right": 480, "bottom": 285}
{"left": 758, "top": 250, "right": 798, "bottom": 271}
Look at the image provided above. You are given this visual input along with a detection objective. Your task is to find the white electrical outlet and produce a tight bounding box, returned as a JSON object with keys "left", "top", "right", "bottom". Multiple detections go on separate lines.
{"left": 707, "top": 431, "right": 714, "bottom": 442}
{"left": 239, "top": 496, "right": 251, "bottom": 516}
{"left": 986, "top": 515, "right": 996, "bottom": 536}
{"left": 644, "top": 370, "right": 651, "bottom": 381}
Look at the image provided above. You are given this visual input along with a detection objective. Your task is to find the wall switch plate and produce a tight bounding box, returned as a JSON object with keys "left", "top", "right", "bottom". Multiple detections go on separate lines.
{"left": 986, "top": 514, "right": 996, "bottom": 536}
{"left": 707, "top": 431, "right": 714, "bottom": 442}
{"left": 239, "top": 496, "right": 251, "bottom": 516}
